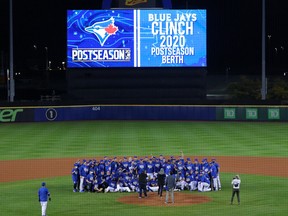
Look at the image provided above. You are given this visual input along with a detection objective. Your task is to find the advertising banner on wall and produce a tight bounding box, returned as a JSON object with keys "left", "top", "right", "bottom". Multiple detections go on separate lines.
{"left": 0, "top": 108, "right": 34, "bottom": 123}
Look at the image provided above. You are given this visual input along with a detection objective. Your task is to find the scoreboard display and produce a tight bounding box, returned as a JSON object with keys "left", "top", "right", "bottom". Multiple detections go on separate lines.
{"left": 67, "top": 9, "right": 206, "bottom": 68}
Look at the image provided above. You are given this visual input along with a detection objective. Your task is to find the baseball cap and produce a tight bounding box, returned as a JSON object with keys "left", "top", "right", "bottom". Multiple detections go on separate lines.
{"left": 41, "top": 182, "right": 46, "bottom": 186}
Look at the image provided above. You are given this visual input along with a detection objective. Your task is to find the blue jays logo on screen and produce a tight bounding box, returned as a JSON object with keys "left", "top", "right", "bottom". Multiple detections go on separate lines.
{"left": 85, "top": 17, "right": 118, "bottom": 46}
{"left": 67, "top": 10, "right": 135, "bottom": 68}
{"left": 67, "top": 9, "right": 206, "bottom": 68}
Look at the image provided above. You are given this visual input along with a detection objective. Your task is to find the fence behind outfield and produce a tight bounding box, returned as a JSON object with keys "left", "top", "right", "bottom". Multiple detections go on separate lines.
{"left": 1, "top": 105, "right": 288, "bottom": 123}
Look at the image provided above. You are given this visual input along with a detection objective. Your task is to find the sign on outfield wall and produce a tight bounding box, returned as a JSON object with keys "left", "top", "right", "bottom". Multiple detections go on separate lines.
{"left": 246, "top": 108, "right": 258, "bottom": 120}
{"left": 268, "top": 108, "right": 280, "bottom": 120}
{"left": 217, "top": 107, "right": 288, "bottom": 121}
{"left": 224, "top": 108, "right": 236, "bottom": 119}
{"left": 0, "top": 108, "right": 34, "bottom": 123}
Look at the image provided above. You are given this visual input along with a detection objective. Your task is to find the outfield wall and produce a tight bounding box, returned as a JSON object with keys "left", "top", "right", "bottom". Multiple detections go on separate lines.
{"left": 1, "top": 105, "right": 288, "bottom": 123}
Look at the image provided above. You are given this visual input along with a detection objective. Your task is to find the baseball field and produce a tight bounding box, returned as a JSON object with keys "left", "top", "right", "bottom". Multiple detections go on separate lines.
{"left": 0, "top": 121, "right": 287, "bottom": 215}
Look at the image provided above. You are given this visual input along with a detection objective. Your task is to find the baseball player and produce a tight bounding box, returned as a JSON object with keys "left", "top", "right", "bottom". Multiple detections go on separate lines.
{"left": 175, "top": 176, "right": 187, "bottom": 191}
{"left": 210, "top": 162, "right": 219, "bottom": 191}
{"left": 212, "top": 158, "right": 222, "bottom": 190}
{"left": 121, "top": 157, "right": 130, "bottom": 172}
{"left": 153, "top": 158, "right": 161, "bottom": 176}
{"left": 71, "top": 163, "right": 80, "bottom": 192}
{"left": 185, "top": 158, "right": 193, "bottom": 173}
{"left": 198, "top": 172, "right": 211, "bottom": 192}
{"left": 193, "top": 158, "right": 201, "bottom": 174}
{"left": 116, "top": 177, "right": 131, "bottom": 192}
{"left": 79, "top": 160, "right": 89, "bottom": 192}
{"left": 188, "top": 172, "right": 198, "bottom": 191}
{"left": 136, "top": 159, "right": 146, "bottom": 175}
{"left": 147, "top": 176, "right": 159, "bottom": 192}
{"left": 105, "top": 179, "right": 118, "bottom": 193}
{"left": 146, "top": 159, "right": 155, "bottom": 179}
{"left": 86, "top": 170, "right": 95, "bottom": 192}
{"left": 38, "top": 182, "right": 51, "bottom": 216}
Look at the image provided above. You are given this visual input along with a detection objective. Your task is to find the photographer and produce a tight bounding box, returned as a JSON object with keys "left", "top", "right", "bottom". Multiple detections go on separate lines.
{"left": 230, "top": 175, "right": 241, "bottom": 205}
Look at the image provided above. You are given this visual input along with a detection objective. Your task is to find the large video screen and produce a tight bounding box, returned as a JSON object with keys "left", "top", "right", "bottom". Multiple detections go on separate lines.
{"left": 67, "top": 9, "right": 206, "bottom": 68}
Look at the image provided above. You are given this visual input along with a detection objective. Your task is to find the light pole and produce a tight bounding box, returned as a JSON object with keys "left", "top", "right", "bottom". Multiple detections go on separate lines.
{"left": 9, "top": 0, "right": 15, "bottom": 102}
{"left": 45, "top": 47, "right": 49, "bottom": 71}
{"left": 261, "top": 0, "right": 266, "bottom": 100}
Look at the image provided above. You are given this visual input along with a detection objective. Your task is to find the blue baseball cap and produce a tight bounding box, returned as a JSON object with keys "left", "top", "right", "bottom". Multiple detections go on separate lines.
{"left": 41, "top": 182, "right": 46, "bottom": 186}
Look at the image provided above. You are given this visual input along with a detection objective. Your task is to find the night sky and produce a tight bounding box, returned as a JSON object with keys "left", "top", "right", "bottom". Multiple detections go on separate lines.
{"left": 0, "top": 0, "right": 287, "bottom": 74}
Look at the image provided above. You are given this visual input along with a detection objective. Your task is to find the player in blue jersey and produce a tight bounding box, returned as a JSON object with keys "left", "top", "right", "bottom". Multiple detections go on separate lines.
{"left": 198, "top": 172, "right": 211, "bottom": 192}
{"left": 201, "top": 158, "right": 211, "bottom": 174}
{"left": 185, "top": 158, "right": 193, "bottom": 173}
{"left": 71, "top": 163, "right": 80, "bottom": 192}
{"left": 86, "top": 170, "right": 95, "bottom": 192}
{"left": 129, "top": 176, "right": 139, "bottom": 192}
{"left": 136, "top": 159, "right": 147, "bottom": 175}
{"left": 116, "top": 176, "right": 131, "bottom": 192}
{"left": 105, "top": 160, "right": 112, "bottom": 175}
{"left": 210, "top": 162, "right": 219, "bottom": 191}
{"left": 105, "top": 179, "right": 118, "bottom": 193}
{"left": 193, "top": 158, "right": 201, "bottom": 174}
{"left": 98, "top": 160, "right": 105, "bottom": 173}
{"left": 38, "top": 182, "right": 51, "bottom": 216}
{"left": 176, "top": 160, "right": 186, "bottom": 178}
{"left": 121, "top": 157, "right": 130, "bottom": 172}
{"left": 164, "top": 160, "right": 174, "bottom": 176}
{"left": 146, "top": 159, "right": 155, "bottom": 179}
{"left": 188, "top": 172, "right": 198, "bottom": 191}
{"left": 211, "top": 158, "right": 221, "bottom": 190}
{"left": 79, "top": 160, "right": 89, "bottom": 192}
{"left": 154, "top": 158, "right": 161, "bottom": 176}
{"left": 147, "top": 176, "right": 158, "bottom": 192}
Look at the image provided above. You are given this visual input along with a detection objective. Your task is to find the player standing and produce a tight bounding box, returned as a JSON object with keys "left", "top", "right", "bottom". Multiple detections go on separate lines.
{"left": 71, "top": 163, "right": 80, "bottom": 192}
{"left": 212, "top": 158, "right": 221, "bottom": 190}
{"left": 38, "top": 182, "right": 51, "bottom": 216}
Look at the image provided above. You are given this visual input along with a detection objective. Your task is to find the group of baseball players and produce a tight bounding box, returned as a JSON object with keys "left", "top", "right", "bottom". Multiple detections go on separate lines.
{"left": 71, "top": 153, "right": 221, "bottom": 194}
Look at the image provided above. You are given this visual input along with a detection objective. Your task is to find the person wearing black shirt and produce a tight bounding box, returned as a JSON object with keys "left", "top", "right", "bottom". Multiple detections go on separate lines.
{"left": 157, "top": 168, "right": 165, "bottom": 197}
{"left": 138, "top": 171, "right": 148, "bottom": 198}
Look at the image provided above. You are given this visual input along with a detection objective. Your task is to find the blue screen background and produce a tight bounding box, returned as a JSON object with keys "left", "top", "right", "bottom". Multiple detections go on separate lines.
{"left": 67, "top": 10, "right": 206, "bottom": 68}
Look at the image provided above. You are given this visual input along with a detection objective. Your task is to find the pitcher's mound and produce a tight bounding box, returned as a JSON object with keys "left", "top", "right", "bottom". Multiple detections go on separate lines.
{"left": 117, "top": 192, "right": 212, "bottom": 207}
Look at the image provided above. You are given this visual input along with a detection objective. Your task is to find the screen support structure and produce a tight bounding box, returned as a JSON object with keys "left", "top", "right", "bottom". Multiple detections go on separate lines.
{"left": 101, "top": 0, "right": 172, "bottom": 9}
{"left": 261, "top": 0, "right": 266, "bottom": 100}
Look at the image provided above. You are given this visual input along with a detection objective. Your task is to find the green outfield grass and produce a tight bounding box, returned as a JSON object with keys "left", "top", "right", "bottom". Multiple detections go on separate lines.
{"left": 1, "top": 174, "right": 287, "bottom": 216}
{"left": 0, "top": 121, "right": 287, "bottom": 160}
{"left": 0, "top": 121, "right": 288, "bottom": 216}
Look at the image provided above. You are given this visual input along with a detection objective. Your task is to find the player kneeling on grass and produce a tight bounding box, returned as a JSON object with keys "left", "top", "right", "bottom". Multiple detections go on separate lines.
{"left": 105, "top": 179, "right": 119, "bottom": 193}
{"left": 86, "top": 170, "right": 95, "bottom": 192}
{"left": 176, "top": 176, "right": 187, "bottom": 191}
{"left": 116, "top": 177, "right": 131, "bottom": 192}
{"left": 198, "top": 172, "right": 211, "bottom": 192}
{"left": 147, "top": 176, "right": 159, "bottom": 192}
{"left": 129, "top": 178, "right": 139, "bottom": 192}
{"left": 188, "top": 173, "right": 198, "bottom": 191}
{"left": 93, "top": 179, "right": 104, "bottom": 193}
